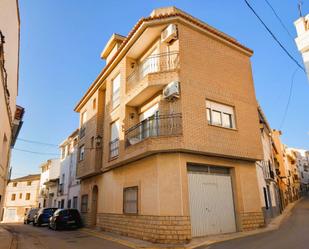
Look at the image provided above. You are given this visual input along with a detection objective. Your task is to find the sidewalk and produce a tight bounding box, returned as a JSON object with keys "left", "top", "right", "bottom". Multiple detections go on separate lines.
{"left": 81, "top": 199, "right": 300, "bottom": 249}
{"left": 0, "top": 225, "right": 14, "bottom": 249}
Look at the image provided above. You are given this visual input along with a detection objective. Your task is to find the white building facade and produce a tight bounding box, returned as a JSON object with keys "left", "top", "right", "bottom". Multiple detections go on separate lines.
{"left": 256, "top": 107, "right": 281, "bottom": 224}
{"left": 295, "top": 14, "right": 309, "bottom": 79}
{"left": 38, "top": 159, "right": 60, "bottom": 208}
{"left": 58, "top": 129, "right": 80, "bottom": 210}
{"left": 2, "top": 174, "right": 40, "bottom": 222}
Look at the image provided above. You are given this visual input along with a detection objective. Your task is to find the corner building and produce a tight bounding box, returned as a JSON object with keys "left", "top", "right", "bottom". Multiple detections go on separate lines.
{"left": 75, "top": 7, "right": 264, "bottom": 243}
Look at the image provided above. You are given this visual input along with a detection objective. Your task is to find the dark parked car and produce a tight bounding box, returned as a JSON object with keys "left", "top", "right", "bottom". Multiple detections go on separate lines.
{"left": 24, "top": 208, "right": 39, "bottom": 224}
{"left": 49, "top": 209, "right": 82, "bottom": 230}
{"left": 33, "top": 208, "right": 58, "bottom": 226}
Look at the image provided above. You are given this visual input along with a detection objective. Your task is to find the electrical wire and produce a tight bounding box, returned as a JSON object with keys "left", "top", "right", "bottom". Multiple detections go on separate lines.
{"left": 280, "top": 68, "right": 298, "bottom": 129}
{"left": 244, "top": 0, "right": 305, "bottom": 73}
{"left": 17, "top": 138, "right": 58, "bottom": 147}
{"left": 264, "top": 0, "right": 294, "bottom": 39}
{"left": 13, "top": 148, "right": 60, "bottom": 156}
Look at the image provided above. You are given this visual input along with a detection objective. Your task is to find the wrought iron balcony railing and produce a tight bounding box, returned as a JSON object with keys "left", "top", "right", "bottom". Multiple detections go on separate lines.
{"left": 125, "top": 113, "right": 182, "bottom": 147}
{"left": 127, "top": 51, "right": 179, "bottom": 92}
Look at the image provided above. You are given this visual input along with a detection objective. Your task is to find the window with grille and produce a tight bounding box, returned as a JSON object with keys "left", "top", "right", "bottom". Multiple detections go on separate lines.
{"left": 123, "top": 186, "right": 138, "bottom": 214}
{"left": 81, "top": 195, "right": 88, "bottom": 213}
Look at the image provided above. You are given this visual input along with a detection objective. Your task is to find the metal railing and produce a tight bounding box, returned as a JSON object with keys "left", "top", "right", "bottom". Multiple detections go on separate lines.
{"left": 127, "top": 51, "right": 179, "bottom": 92}
{"left": 125, "top": 113, "right": 182, "bottom": 147}
{"left": 109, "top": 138, "right": 119, "bottom": 159}
{"left": 79, "top": 126, "right": 86, "bottom": 139}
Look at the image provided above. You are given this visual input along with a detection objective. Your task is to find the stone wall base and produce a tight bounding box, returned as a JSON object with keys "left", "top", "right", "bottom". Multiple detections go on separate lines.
{"left": 96, "top": 213, "right": 191, "bottom": 244}
{"left": 240, "top": 212, "right": 265, "bottom": 231}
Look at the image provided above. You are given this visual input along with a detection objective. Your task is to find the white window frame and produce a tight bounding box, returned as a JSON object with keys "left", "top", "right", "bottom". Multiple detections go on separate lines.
{"left": 112, "top": 74, "right": 121, "bottom": 109}
{"left": 79, "top": 145, "right": 85, "bottom": 161}
{"left": 206, "top": 100, "right": 235, "bottom": 129}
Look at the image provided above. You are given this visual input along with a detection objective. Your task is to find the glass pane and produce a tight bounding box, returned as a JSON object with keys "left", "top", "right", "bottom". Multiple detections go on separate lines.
{"left": 206, "top": 108, "right": 211, "bottom": 124}
{"left": 212, "top": 110, "right": 222, "bottom": 126}
{"left": 222, "top": 113, "right": 233, "bottom": 128}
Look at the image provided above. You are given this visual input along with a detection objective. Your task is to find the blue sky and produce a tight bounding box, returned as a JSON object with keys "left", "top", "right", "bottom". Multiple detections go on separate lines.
{"left": 11, "top": 0, "right": 309, "bottom": 178}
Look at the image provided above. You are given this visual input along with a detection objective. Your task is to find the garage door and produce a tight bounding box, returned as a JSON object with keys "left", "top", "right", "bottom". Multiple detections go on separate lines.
{"left": 5, "top": 208, "right": 17, "bottom": 222}
{"left": 188, "top": 165, "right": 236, "bottom": 237}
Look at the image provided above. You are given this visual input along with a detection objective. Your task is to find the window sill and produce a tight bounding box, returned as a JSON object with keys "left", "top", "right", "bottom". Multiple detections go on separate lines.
{"left": 207, "top": 123, "right": 238, "bottom": 131}
{"left": 109, "top": 155, "right": 119, "bottom": 162}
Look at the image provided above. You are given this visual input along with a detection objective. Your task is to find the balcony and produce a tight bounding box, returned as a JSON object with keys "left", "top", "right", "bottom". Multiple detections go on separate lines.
{"left": 79, "top": 126, "right": 86, "bottom": 139}
{"left": 126, "top": 51, "right": 179, "bottom": 106}
{"left": 125, "top": 113, "right": 182, "bottom": 147}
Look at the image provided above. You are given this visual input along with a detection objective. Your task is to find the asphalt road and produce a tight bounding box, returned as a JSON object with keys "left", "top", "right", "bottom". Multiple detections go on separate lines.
{"left": 1, "top": 223, "right": 131, "bottom": 249}
{"left": 204, "top": 197, "right": 309, "bottom": 249}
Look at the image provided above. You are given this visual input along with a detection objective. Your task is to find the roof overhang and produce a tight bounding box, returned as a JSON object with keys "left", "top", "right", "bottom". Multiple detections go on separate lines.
{"left": 74, "top": 10, "right": 253, "bottom": 112}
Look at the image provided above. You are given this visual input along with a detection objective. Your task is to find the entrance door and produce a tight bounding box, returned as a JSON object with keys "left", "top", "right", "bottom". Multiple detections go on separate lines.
{"left": 91, "top": 186, "right": 98, "bottom": 226}
{"left": 188, "top": 166, "right": 236, "bottom": 237}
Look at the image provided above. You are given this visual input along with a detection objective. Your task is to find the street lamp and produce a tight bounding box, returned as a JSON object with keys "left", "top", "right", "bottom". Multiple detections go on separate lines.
{"left": 95, "top": 135, "right": 102, "bottom": 148}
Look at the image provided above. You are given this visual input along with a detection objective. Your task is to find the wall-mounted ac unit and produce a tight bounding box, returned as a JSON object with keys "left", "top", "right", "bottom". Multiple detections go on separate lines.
{"left": 161, "top": 24, "right": 178, "bottom": 43}
{"left": 163, "top": 81, "right": 180, "bottom": 101}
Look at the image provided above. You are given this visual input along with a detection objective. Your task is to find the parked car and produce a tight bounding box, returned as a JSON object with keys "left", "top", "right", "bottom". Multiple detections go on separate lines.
{"left": 49, "top": 209, "right": 82, "bottom": 230}
{"left": 33, "top": 208, "right": 58, "bottom": 226}
{"left": 24, "top": 208, "right": 39, "bottom": 224}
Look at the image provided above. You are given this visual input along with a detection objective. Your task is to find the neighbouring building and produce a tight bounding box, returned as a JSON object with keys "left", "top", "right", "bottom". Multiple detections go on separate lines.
{"left": 2, "top": 174, "right": 40, "bottom": 222}
{"left": 255, "top": 107, "right": 281, "bottom": 224}
{"left": 38, "top": 159, "right": 60, "bottom": 208}
{"left": 74, "top": 7, "right": 264, "bottom": 244}
{"left": 289, "top": 148, "right": 309, "bottom": 195}
{"left": 286, "top": 148, "right": 301, "bottom": 201}
{"left": 294, "top": 13, "right": 309, "bottom": 79}
{"left": 0, "top": 0, "right": 24, "bottom": 219}
{"left": 58, "top": 129, "right": 80, "bottom": 210}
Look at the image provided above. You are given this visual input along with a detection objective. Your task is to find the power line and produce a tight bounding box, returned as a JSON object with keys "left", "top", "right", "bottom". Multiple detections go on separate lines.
{"left": 280, "top": 68, "right": 298, "bottom": 129}
{"left": 244, "top": 0, "right": 305, "bottom": 73}
{"left": 264, "top": 0, "right": 294, "bottom": 39}
{"left": 13, "top": 148, "right": 60, "bottom": 156}
{"left": 17, "top": 138, "right": 58, "bottom": 147}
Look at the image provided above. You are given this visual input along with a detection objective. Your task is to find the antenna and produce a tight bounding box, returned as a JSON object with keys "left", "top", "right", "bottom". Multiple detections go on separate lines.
{"left": 298, "top": 0, "right": 303, "bottom": 17}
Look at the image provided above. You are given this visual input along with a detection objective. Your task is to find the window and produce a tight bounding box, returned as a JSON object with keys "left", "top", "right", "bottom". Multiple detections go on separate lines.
{"left": 19, "top": 193, "right": 22, "bottom": 199}
{"left": 110, "top": 120, "right": 120, "bottom": 158}
{"left": 11, "top": 194, "right": 16, "bottom": 201}
{"left": 112, "top": 74, "right": 121, "bottom": 109}
{"left": 263, "top": 187, "right": 269, "bottom": 209}
{"left": 61, "top": 199, "right": 65, "bottom": 209}
{"left": 13, "top": 182, "right": 17, "bottom": 187}
{"left": 79, "top": 145, "right": 85, "bottom": 161}
{"left": 81, "top": 111, "right": 87, "bottom": 126}
{"left": 27, "top": 181, "right": 31, "bottom": 186}
{"left": 93, "top": 98, "right": 96, "bottom": 110}
{"left": 73, "top": 196, "right": 78, "bottom": 209}
{"left": 25, "top": 193, "right": 30, "bottom": 200}
{"left": 123, "top": 186, "right": 138, "bottom": 214}
{"left": 67, "top": 199, "right": 71, "bottom": 208}
{"left": 81, "top": 195, "right": 88, "bottom": 213}
{"left": 61, "top": 147, "right": 65, "bottom": 159}
{"left": 206, "top": 100, "right": 235, "bottom": 129}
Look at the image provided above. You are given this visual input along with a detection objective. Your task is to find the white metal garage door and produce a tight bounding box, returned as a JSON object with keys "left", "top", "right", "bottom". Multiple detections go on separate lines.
{"left": 188, "top": 166, "right": 236, "bottom": 237}
{"left": 5, "top": 208, "right": 17, "bottom": 222}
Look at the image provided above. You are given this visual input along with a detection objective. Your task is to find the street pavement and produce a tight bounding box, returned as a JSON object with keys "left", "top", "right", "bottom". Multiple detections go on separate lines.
{"left": 203, "top": 196, "right": 309, "bottom": 249}
{"left": 0, "top": 223, "right": 131, "bottom": 249}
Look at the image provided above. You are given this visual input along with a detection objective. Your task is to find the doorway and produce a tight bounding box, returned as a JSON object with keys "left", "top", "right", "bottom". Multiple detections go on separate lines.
{"left": 91, "top": 185, "right": 98, "bottom": 226}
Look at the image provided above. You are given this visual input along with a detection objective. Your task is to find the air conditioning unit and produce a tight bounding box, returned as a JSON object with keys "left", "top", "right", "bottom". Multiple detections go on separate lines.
{"left": 161, "top": 24, "right": 178, "bottom": 43}
{"left": 163, "top": 81, "right": 180, "bottom": 101}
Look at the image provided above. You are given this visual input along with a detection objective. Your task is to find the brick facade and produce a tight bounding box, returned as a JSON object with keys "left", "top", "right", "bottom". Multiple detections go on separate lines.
{"left": 239, "top": 212, "right": 265, "bottom": 231}
{"left": 96, "top": 213, "right": 191, "bottom": 244}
